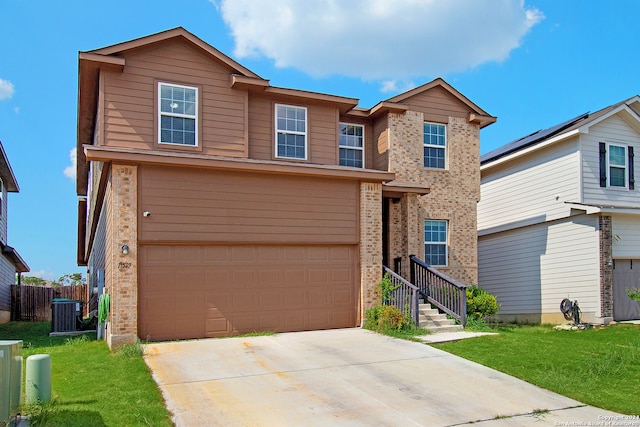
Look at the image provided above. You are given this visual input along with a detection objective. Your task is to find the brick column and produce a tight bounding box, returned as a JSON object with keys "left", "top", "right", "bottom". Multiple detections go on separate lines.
{"left": 106, "top": 164, "right": 138, "bottom": 349}
{"left": 599, "top": 215, "right": 613, "bottom": 319}
{"left": 360, "top": 182, "right": 383, "bottom": 321}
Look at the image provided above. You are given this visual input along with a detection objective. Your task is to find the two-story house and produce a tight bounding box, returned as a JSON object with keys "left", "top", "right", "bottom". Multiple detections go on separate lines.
{"left": 76, "top": 27, "right": 495, "bottom": 347}
{"left": 478, "top": 96, "right": 640, "bottom": 324}
{"left": 0, "top": 140, "right": 29, "bottom": 323}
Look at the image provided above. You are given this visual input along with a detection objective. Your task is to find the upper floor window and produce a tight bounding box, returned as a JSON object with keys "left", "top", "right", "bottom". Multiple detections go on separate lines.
{"left": 424, "top": 123, "right": 446, "bottom": 169}
{"left": 276, "top": 104, "right": 307, "bottom": 160}
{"left": 599, "top": 142, "right": 635, "bottom": 190}
{"left": 0, "top": 178, "right": 3, "bottom": 219}
{"left": 339, "top": 123, "right": 364, "bottom": 168}
{"left": 424, "top": 220, "right": 448, "bottom": 267}
{"left": 158, "top": 82, "right": 198, "bottom": 146}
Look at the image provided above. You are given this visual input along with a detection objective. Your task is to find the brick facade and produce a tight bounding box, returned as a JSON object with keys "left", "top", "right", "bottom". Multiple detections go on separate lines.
{"left": 599, "top": 215, "right": 613, "bottom": 318}
{"left": 360, "top": 182, "right": 383, "bottom": 318}
{"left": 106, "top": 164, "right": 138, "bottom": 348}
{"left": 387, "top": 113, "right": 481, "bottom": 285}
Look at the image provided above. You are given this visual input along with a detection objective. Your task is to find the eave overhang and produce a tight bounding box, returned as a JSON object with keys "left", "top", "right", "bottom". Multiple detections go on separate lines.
{"left": 0, "top": 141, "right": 19, "bottom": 192}
{"left": 481, "top": 129, "right": 581, "bottom": 172}
{"left": 2, "top": 243, "right": 29, "bottom": 273}
{"left": 382, "top": 181, "right": 430, "bottom": 198}
{"left": 565, "top": 202, "right": 640, "bottom": 216}
{"left": 231, "top": 74, "right": 359, "bottom": 114}
{"left": 76, "top": 53, "right": 126, "bottom": 196}
{"left": 84, "top": 145, "right": 395, "bottom": 182}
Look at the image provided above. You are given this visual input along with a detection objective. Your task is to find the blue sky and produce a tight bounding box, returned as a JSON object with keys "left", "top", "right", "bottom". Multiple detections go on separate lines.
{"left": 0, "top": 0, "right": 638, "bottom": 280}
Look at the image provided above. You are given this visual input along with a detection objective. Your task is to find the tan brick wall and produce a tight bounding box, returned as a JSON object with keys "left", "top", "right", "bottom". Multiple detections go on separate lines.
{"left": 360, "top": 182, "right": 383, "bottom": 319}
{"left": 106, "top": 164, "right": 138, "bottom": 349}
{"left": 388, "top": 113, "right": 480, "bottom": 285}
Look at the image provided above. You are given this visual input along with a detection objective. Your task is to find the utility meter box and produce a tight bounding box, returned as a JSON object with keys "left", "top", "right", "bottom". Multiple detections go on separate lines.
{"left": 0, "top": 340, "right": 23, "bottom": 425}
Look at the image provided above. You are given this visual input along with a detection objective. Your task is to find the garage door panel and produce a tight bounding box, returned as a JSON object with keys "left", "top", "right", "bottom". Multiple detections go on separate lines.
{"left": 139, "top": 244, "right": 358, "bottom": 340}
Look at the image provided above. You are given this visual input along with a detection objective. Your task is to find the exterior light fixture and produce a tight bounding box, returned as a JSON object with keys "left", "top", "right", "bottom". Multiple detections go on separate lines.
{"left": 121, "top": 245, "right": 129, "bottom": 255}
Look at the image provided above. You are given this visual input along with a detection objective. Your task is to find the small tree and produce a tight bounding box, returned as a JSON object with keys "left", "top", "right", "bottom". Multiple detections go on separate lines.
{"left": 55, "top": 273, "right": 85, "bottom": 287}
{"left": 19, "top": 276, "right": 47, "bottom": 286}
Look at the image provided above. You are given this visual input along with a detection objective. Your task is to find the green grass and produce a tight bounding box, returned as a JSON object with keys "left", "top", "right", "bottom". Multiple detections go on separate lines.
{"left": 0, "top": 322, "right": 173, "bottom": 426}
{"left": 433, "top": 323, "right": 640, "bottom": 415}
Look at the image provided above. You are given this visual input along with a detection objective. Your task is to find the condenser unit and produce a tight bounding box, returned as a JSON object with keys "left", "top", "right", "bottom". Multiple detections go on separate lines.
{"left": 0, "top": 340, "right": 22, "bottom": 425}
{"left": 51, "top": 299, "right": 81, "bottom": 333}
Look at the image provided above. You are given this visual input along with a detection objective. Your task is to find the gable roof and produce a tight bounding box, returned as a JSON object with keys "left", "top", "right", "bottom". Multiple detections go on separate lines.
{"left": 481, "top": 96, "right": 640, "bottom": 166}
{"left": 0, "top": 140, "right": 19, "bottom": 192}
{"left": 383, "top": 78, "right": 496, "bottom": 128}
{"left": 87, "top": 27, "right": 261, "bottom": 78}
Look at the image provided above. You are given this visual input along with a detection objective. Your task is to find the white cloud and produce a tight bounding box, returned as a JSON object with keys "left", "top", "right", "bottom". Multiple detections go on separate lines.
{"left": 218, "top": 0, "right": 543, "bottom": 81}
{"left": 63, "top": 147, "right": 76, "bottom": 180}
{"left": 29, "top": 269, "right": 56, "bottom": 281}
{"left": 0, "top": 78, "right": 15, "bottom": 100}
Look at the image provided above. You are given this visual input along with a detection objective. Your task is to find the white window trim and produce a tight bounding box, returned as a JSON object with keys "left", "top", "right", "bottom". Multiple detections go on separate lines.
{"left": 607, "top": 142, "right": 628, "bottom": 189}
{"left": 339, "top": 122, "right": 365, "bottom": 168}
{"left": 423, "top": 122, "right": 447, "bottom": 169}
{"left": 424, "top": 220, "right": 448, "bottom": 267}
{"left": 158, "top": 82, "right": 199, "bottom": 147}
{"left": 0, "top": 178, "right": 3, "bottom": 219}
{"left": 275, "top": 104, "right": 308, "bottom": 160}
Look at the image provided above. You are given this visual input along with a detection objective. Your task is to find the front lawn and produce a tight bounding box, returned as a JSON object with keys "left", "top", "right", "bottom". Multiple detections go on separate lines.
{"left": 0, "top": 322, "right": 173, "bottom": 426}
{"left": 433, "top": 323, "right": 640, "bottom": 415}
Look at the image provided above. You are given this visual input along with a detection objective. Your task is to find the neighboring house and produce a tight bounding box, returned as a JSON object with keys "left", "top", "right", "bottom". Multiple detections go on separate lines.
{"left": 478, "top": 96, "right": 640, "bottom": 324}
{"left": 75, "top": 27, "right": 495, "bottom": 347}
{"left": 0, "top": 140, "right": 29, "bottom": 323}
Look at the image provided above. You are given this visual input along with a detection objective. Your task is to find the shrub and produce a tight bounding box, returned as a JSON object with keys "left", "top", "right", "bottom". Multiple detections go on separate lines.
{"left": 627, "top": 287, "right": 640, "bottom": 301}
{"left": 466, "top": 285, "right": 499, "bottom": 320}
{"left": 376, "top": 273, "right": 398, "bottom": 304}
{"left": 364, "top": 305, "right": 410, "bottom": 333}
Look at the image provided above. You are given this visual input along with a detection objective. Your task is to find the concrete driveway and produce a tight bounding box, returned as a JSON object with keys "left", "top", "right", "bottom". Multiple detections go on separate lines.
{"left": 143, "top": 328, "right": 622, "bottom": 426}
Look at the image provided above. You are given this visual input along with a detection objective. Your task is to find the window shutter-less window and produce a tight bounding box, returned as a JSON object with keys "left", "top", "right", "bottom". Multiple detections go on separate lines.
{"left": 599, "top": 142, "right": 607, "bottom": 187}
{"left": 629, "top": 146, "right": 635, "bottom": 190}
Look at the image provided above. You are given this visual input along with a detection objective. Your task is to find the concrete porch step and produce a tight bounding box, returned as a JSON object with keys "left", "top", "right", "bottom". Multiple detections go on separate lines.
{"left": 417, "top": 302, "right": 464, "bottom": 333}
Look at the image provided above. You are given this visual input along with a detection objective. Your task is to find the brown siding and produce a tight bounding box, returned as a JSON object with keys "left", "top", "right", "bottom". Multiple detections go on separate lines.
{"left": 338, "top": 115, "right": 374, "bottom": 169}
{"left": 247, "top": 94, "right": 340, "bottom": 164}
{"left": 399, "top": 86, "right": 470, "bottom": 124}
{"left": 102, "top": 39, "right": 247, "bottom": 157}
{"left": 139, "top": 166, "right": 359, "bottom": 244}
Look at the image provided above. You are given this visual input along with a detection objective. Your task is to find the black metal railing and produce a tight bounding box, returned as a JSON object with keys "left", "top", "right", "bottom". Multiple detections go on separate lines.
{"left": 382, "top": 266, "right": 419, "bottom": 325}
{"left": 410, "top": 256, "right": 467, "bottom": 327}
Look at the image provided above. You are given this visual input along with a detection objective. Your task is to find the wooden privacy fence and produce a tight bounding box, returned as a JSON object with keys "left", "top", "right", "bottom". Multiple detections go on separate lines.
{"left": 10, "top": 284, "right": 88, "bottom": 322}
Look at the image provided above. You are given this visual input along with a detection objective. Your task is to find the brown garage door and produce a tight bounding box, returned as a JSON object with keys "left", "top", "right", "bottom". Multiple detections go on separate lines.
{"left": 138, "top": 244, "right": 359, "bottom": 341}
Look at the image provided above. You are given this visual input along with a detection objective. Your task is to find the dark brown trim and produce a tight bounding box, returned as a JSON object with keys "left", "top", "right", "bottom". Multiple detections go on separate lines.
{"left": 2, "top": 244, "right": 29, "bottom": 273}
{"left": 382, "top": 181, "right": 431, "bottom": 198}
{"left": 77, "top": 198, "right": 87, "bottom": 265}
{"left": 84, "top": 145, "right": 395, "bottom": 182}
{"left": 84, "top": 162, "right": 111, "bottom": 266}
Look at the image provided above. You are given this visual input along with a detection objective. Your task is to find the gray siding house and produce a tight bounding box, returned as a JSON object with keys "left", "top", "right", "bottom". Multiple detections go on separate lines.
{"left": 478, "top": 97, "right": 640, "bottom": 324}
{"left": 0, "top": 140, "right": 29, "bottom": 323}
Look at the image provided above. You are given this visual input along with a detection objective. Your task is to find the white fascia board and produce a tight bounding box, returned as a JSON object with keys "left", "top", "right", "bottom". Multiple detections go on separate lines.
{"left": 481, "top": 129, "right": 581, "bottom": 172}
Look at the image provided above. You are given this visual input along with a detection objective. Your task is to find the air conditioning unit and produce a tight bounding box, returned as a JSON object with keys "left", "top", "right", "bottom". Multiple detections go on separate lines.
{"left": 51, "top": 299, "right": 81, "bottom": 333}
{"left": 0, "top": 340, "right": 22, "bottom": 425}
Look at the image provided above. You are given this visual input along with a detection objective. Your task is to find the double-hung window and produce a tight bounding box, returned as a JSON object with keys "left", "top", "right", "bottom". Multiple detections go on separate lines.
{"left": 276, "top": 104, "right": 307, "bottom": 159}
{"left": 158, "top": 82, "right": 198, "bottom": 146}
{"left": 599, "top": 142, "right": 635, "bottom": 189}
{"left": 339, "top": 123, "right": 364, "bottom": 168}
{"left": 424, "top": 123, "right": 446, "bottom": 169}
{"left": 608, "top": 144, "right": 628, "bottom": 188}
{"left": 424, "top": 220, "right": 448, "bottom": 266}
